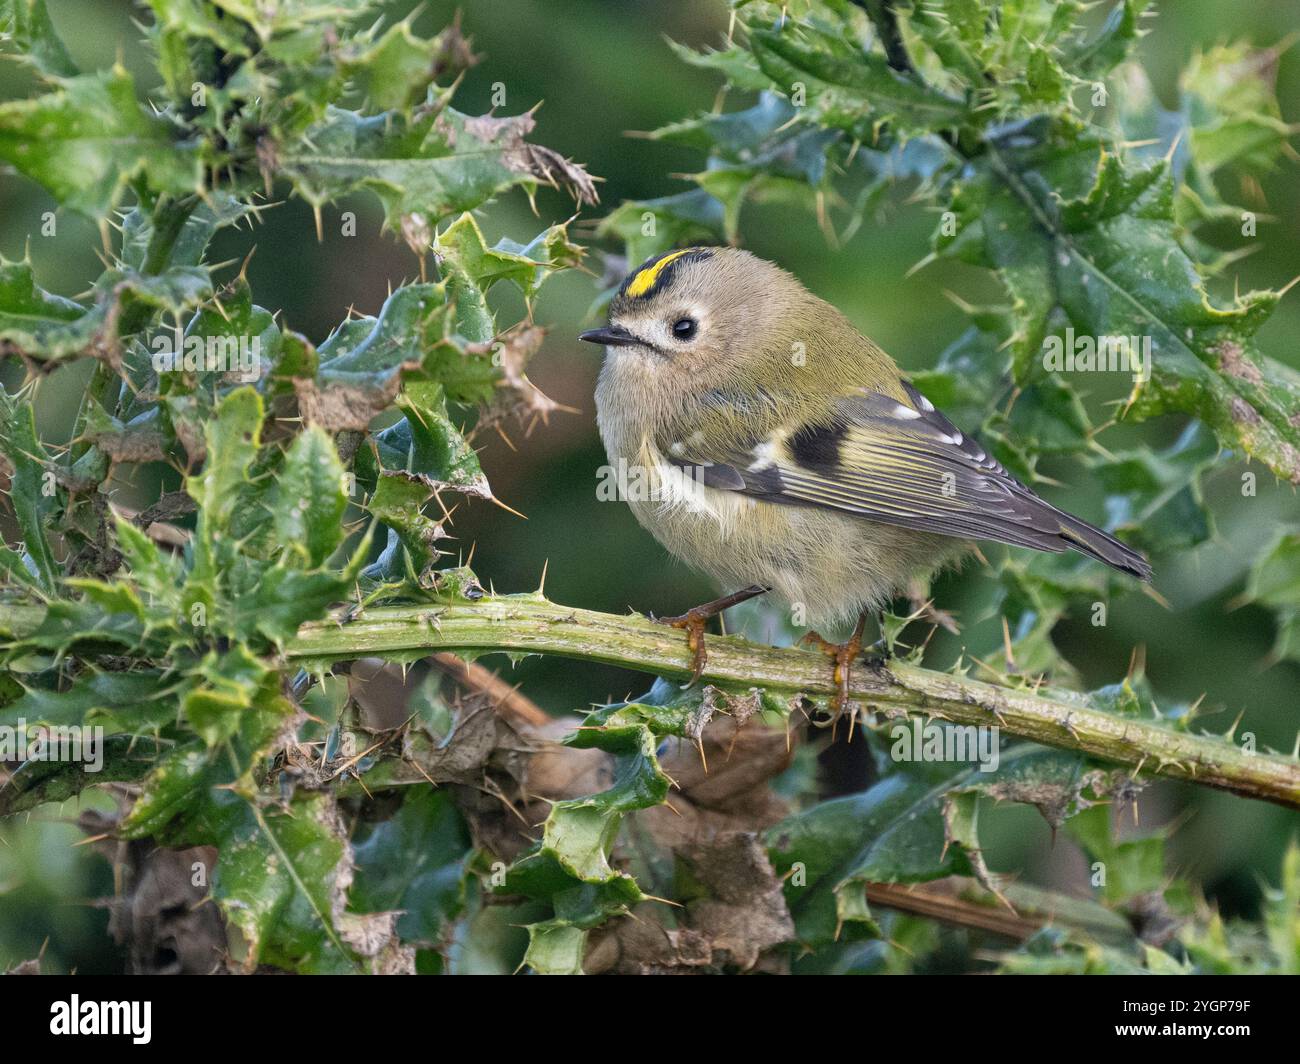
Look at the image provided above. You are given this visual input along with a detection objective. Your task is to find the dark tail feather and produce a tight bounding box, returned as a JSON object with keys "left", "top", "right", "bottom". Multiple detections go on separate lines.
{"left": 1056, "top": 512, "right": 1152, "bottom": 581}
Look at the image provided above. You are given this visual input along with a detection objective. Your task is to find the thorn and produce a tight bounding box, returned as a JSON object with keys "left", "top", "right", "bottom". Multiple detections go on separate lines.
{"left": 488, "top": 494, "right": 528, "bottom": 520}
{"left": 72, "top": 833, "right": 110, "bottom": 847}
{"left": 237, "top": 245, "right": 257, "bottom": 282}
{"left": 641, "top": 894, "right": 684, "bottom": 908}
{"left": 1126, "top": 643, "right": 1145, "bottom": 683}
{"left": 1223, "top": 706, "right": 1246, "bottom": 743}
{"left": 905, "top": 251, "right": 937, "bottom": 279}
{"left": 1162, "top": 129, "right": 1184, "bottom": 165}
{"left": 492, "top": 423, "right": 518, "bottom": 451}
{"left": 1139, "top": 582, "right": 1172, "bottom": 610}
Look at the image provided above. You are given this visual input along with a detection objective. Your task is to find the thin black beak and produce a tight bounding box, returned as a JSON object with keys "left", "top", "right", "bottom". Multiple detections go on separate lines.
{"left": 579, "top": 325, "right": 640, "bottom": 347}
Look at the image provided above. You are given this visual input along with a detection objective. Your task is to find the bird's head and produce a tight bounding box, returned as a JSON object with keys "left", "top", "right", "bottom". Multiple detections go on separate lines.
{"left": 580, "top": 246, "right": 808, "bottom": 377}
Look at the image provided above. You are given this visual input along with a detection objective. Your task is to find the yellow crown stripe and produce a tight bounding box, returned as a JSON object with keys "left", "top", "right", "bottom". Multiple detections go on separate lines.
{"left": 625, "top": 249, "right": 693, "bottom": 298}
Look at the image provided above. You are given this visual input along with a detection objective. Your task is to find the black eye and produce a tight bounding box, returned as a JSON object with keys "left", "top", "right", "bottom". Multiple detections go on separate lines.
{"left": 672, "top": 317, "right": 697, "bottom": 340}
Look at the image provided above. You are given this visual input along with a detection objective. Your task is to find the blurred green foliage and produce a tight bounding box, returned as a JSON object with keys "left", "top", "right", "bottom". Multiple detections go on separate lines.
{"left": 1, "top": 0, "right": 1298, "bottom": 974}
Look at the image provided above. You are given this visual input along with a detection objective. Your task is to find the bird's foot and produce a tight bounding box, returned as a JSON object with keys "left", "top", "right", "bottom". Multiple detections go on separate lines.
{"left": 801, "top": 612, "right": 887, "bottom": 733}
{"left": 653, "top": 585, "right": 769, "bottom": 688}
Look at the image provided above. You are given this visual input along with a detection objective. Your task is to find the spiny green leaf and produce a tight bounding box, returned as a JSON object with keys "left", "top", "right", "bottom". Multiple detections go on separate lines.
{"left": 375, "top": 383, "right": 490, "bottom": 496}
{"left": 15, "top": 595, "right": 146, "bottom": 654}
{"left": 297, "top": 283, "right": 453, "bottom": 431}
{"left": 768, "top": 744, "right": 1111, "bottom": 947}
{"left": 120, "top": 194, "right": 252, "bottom": 273}
{"left": 350, "top": 788, "right": 473, "bottom": 949}
{"left": 0, "top": 668, "right": 182, "bottom": 732}
{"left": 1059, "top": 0, "right": 1147, "bottom": 79}
{"left": 0, "top": 258, "right": 97, "bottom": 361}
{"left": 652, "top": 93, "right": 841, "bottom": 240}
{"left": 1262, "top": 843, "right": 1300, "bottom": 973}
{"left": 112, "top": 513, "right": 185, "bottom": 609}
{"left": 182, "top": 643, "right": 269, "bottom": 747}
{"left": 1179, "top": 42, "right": 1300, "bottom": 176}
{"left": 501, "top": 681, "right": 733, "bottom": 972}
{"left": 1065, "top": 804, "right": 1167, "bottom": 904}
{"left": 0, "top": 389, "right": 58, "bottom": 591}
{"left": 208, "top": 0, "right": 375, "bottom": 40}
{"left": 339, "top": 18, "right": 441, "bottom": 112}
{"left": 521, "top": 923, "right": 587, "bottom": 976}
{"left": 939, "top": 121, "right": 1300, "bottom": 484}
{"left": 273, "top": 426, "right": 347, "bottom": 568}
{"left": 0, "top": 734, "right": 159, "bottom": 816}
{"left": 0, "top": 67, "right": 202, "bottom": 216}
{"left": 437, "top": 212, "right": 582, "bottom": 304}
{"left": 1244, "top": 529, "right": 1300, "bottom": 610}
{"left": 280, "top": 105, "right": 596, "bottom": 237}
{"left": 747, "top": 21, "right": 966, "bottom": 138}
{"left": 186, "top": 386, "right": 263, "bottom": 537}
{"left": 666, "top": 37, "right": 770, "bottom": 92}
{"left": 1095, "top": 424, "right": 1218, "bottom": 553}
{"left": 1243, "top": 529, "right": 1300, "bottom": 664}
{"left": 228, "top": 561, "right": 354, "bottom": 647}
{"left": 596, "top": 188, "right": 727, "bottom": 267}
{"left": 0, "top": 256, "right": 214, "bottom": 365}
{"left": 0, "top": 0, "right": 77, "bottom": 78}
{"left": 127, "top": 744, "right": 365, "bottom": 972}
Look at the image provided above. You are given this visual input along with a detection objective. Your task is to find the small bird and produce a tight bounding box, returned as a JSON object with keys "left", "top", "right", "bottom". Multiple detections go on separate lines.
{"left": 580, "top": 247, "right": 1151, "bottom": 717}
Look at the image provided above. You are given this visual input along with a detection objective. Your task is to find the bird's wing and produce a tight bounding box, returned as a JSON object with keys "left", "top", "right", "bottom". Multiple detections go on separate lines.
{"left": 662, "top": 381, "right": 1151, "bottom": 579}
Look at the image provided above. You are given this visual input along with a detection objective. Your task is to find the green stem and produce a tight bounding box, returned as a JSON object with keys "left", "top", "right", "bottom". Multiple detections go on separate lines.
{"left": 138, "top": 195, "right": 199, "bottom": 277}
{"left": 2, "top": 593, "right": 1295, "bottom": 806}
{"left": 280, "top": 595, "right": 1299, "bottom": 808}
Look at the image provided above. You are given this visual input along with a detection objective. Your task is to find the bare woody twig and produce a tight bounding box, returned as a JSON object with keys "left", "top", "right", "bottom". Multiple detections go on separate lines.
{"left": 429, "top": 651, "right": 551, "bottom": 728}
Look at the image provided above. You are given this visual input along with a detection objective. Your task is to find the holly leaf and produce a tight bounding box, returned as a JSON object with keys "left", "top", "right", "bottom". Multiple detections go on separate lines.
{"left": 437, "top": 212, "right": 582, "bottom": 303}
{"left": 1243, "top": 530, "right": 1300, "bottom": 664}
{"left": 273, "top": 426, "right": 348, "bottom": 568}
{"left": 350, "top": 789, "right": 474, "bottom": 950}
{"left": 0, "top": 388, "right": 58, "bottom": 591}
{"left": 0, "top": 0, "right": 77, "bottom": 78}
{"left": 0, "top": 68, "right": 202, "bottom": 216}
{"left": 939, "top": 121, "right": 1300, "bottom": 484}
{"left": 768, "top": 744, "right": 1112, "bottom": 947}
{"left": 280, "top": 106, "right": 596, "bottom": 237}
{"left": 0, "top": 258, "right": 99, "bottom": 363}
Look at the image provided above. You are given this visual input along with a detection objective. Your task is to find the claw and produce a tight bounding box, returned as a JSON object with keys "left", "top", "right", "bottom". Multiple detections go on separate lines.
{"left": 661, "top": 610, "right": 710, "bottom": 687}
{"left": 802, "top": 612, "right": 882, "bottom": 729}
{"left": 654, "top": 585, "right": 769, "bottom": 689}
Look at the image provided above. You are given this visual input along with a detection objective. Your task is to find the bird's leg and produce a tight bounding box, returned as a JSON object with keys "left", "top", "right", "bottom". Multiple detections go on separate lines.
{"left": 801, "top": 610, "right": 883, "bottom": 727}
{"left": 654, "top": 584, "right": 770, "bottom": 688}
